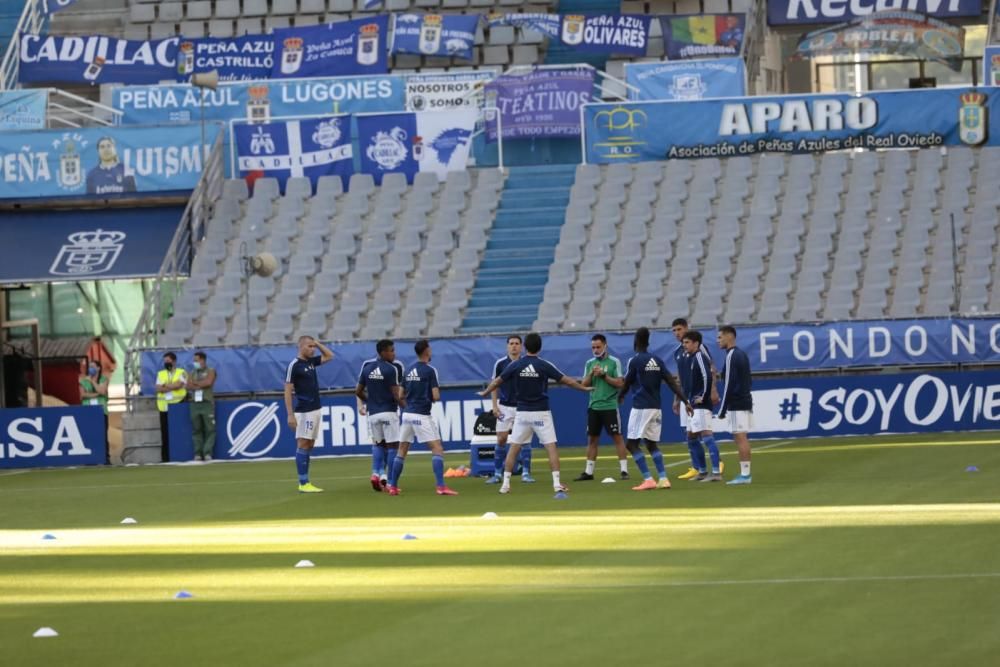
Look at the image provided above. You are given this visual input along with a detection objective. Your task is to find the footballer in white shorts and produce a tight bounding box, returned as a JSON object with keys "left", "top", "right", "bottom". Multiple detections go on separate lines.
{"left": 510, "top": 410, "right": 556, "bottom": 444}
{"left": 627, "top": 408, "right": 663, "bottom": 441}
{"left": 295, "top": 409, "right": 322, "bottom": 441}
{"left": 687, "top": 408, "right": 713, "bottom": 433}
{"left": 496, "top": 405, "right": 517, "bottom": 434}
{"left": 399, "top": 412, "right": 441, "bottom": 444}
{"left": 727, "top": 410, "right": 753, "bottom": 434}
{"left": 678, "top": 409, "right": 689, "bottom": 429}
{"left": 368, "top": 411, "right": 401, "bottom": 444}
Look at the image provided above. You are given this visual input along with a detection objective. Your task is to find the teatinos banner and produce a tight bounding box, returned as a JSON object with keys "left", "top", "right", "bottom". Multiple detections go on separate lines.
{"left": 584, "top": 87, "right": 999, "bottom": 163}
{"left": 235, "top": 115, "right": 353, "bottom": 194}
{"left": 391, "top": 13, "right": 478, "bottom": 60}
{"left": 271, "top": 16, "right": 389, "bottom": 79}
{"left": 19, "top": 34, "right": 179, "bottom": 85}
{"left": 559, "top": 14, "right": 651, "bottom": 56}
{"left": 660, "top": 14, "right": 746, "bottom": 59}
{"left": 176, "top": 34, "right": 274, "bottom": 82}
{"left": 625, "top": 58, "right": 746, "bottom": 102}
{"left": 484, "top": 67, "right": 594, "bottom": 140}
{"left": 0, "top": 90, "right": 48, "bottom": 130}
{"left": 795, "top": 11, "right": 965, "bottom": 70}
{"left": 0, "top": 124, "right": 221, "bottom": 199}
{"left": 357, "top": 109, "right": 477, "bottom": 184}
{"left": 487, "top": 13, "right": 561, "bottom": 39}
{"left": 405, "top": 70, "right": 494, "bottom": 111}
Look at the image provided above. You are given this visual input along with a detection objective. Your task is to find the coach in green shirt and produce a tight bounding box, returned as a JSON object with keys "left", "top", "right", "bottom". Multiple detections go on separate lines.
{"left": 575, "top": 334, "right": 631, "bottom": 481}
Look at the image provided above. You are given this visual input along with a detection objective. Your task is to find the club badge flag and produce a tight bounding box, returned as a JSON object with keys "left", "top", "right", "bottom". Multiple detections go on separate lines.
{"left": 177, "top": 34, "right": 274, "bottom": 82}
{"left": 363, "top": 0, "right": 382, "bottom": 7}
{"left": 271, "top": 16, "right": 389, "bottom": 80}
{"left": 487, "top": 13, "right": 561, "bottom": 39}
{"left": 625, "top": 58, "right": 746, "bottom": 102}
{"left": 41, "top": 0, "right": 81, "bottom": 13}
{"left": 392, "top": 14, "right": 478, "bottom": 60}
{"left": 19, "top": 34, "right": 180, "bottom": 85}
{"left": 559, "top": 14, "right": 650, "bottom": 56}
{"left": 357, "top": 110, "right": 476, "bottom": 184}
{"left": 235, "top": 115, "right": 354, "bottom": 194}
{"left": 484, "top": 68, "right": 594, "bottom": 140}
{"left": 661, "top": 14, "right": 746, "bottom": 59}
{"left": 987, "top": 46, "right": 1000, "bottom": 86}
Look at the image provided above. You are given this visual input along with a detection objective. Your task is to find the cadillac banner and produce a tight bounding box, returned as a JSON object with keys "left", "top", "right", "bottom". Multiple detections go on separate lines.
{"left": 19, "top": 34, "right": 180, "bottom": 85}
{"left": 584, "top": 87, "right": 999, "bottom": 163}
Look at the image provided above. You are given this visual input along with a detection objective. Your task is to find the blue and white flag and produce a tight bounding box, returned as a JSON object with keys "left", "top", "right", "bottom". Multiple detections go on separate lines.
{"left": 625, "top": 58, "right": 746, "bottom": 102}
{"left": 177, "top": 34, "right": 274, "bottom": 82}
{"left": 363, "top": 0, "right": 382, "bottom": 8}
{"left": 18, "top": 34, "right": 179, "bottom": 85}
{"left": 234, "top": 115, "right": 353, "bottom": 193}
{"left": 487, "top": 13, "right": 561, "bottom": 39}
{"left": 559, "top": 14, "right": 650, "bottom": 56}
{"left": 41, "top": 0, "right": 82, "bottom": 14}
{"left": 391, "top": 14, "right": 478, "bottom": 60}
{"left": 271, "top": 16, "right": 389, "bottom": 79}
{"left": 357, "top": 110, "right": 476, "bottom": 184}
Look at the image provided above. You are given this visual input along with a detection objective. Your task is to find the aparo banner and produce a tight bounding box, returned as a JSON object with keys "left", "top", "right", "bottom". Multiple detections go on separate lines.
{"left": 141, "top": 318, "right": 1000, "bottom": 395}
{"left": 19, "top": 34, "right": 179, "bottom": 85}
{"left": 559, "top": 14, "right": 651, "bottom": 56}
{"left": 0, "top": 124, "right": 221, "bottom": 199}
{"left": 0, "top": 90, "right": 47, "bottom": 130}
{"left": 0, "top": 406, "right": 106, "bottom": 469}
{"left": 235, "top": 115, "right": 353, "bottom": 193}
{"left": 357, "top": 109, "right": 477, "bottom": 183}
{"left": 176, "top": 34, "right": 274, "bottom": 82}
{"left": 585, "top": 87, "right": 999, "bottom": 163}
{"left": 661, "top": 14, "right": 746, "bottom": 59}
{"left": 487, "top": 13, "right": 561, "bottom": 39}
{"left": 111, "top": 75, "right": 405, "bottom": 124}
{"left": 271, "top": 17, "right": 390, "bottom": 79}
{"left": 164, "top": 370, "right": 1000, "bottom": 462}
{"left": 625, "top": 58, "right": 746, "bottom": 101}
{"left": 405, "top": 70, "right": 494, "bottom": 111}
{"left": 794, "top": 11, "right": 965, "bottom": 69}
{"left": 391, "top": 13, "right": 478, "bottom": 60}
{"left": 767, "top": 0, "right": 982, "bottom": 25}
{"left": 485, "top": 68, "right": 594, "bottom": 140}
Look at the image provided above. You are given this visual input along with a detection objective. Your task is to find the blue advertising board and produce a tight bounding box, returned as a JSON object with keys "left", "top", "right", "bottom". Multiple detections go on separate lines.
{"left": 0, "top": 90, "right": 47, "bottom": 130}
{"left": 584, "top": 87, "right": 999, "bottom": 163}
{"left": 0, "top": 406, "right": 106, "bottom": 469}
{"left": 767, "top": 0, "right": 982, "bottom": 25}
{"left": 165, "top": 370, "right": 1000, "bottom": 462}
{"left": 625, "top": 58, "right": 746, "bottom": 101}
{"left": 0, "top": 124, "right": 221, "bottom": 199}
{"left": 19, "top": 34, "right": 180, "bottom": 85}
{"left": 0, "top": 206, "right": 183, "bottom": 282}
{"left": 111, "top": 75, "right": 406, "bottom": 125}
{"left": 271, "top": 17, "right": 390, "bottom": 79}
{"left": 141, "top": 318, "right": 1000, "bottom": 396}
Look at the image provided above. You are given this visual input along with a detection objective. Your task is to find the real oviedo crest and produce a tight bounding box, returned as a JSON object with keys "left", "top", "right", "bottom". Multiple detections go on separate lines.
{"left": 959, "top": 91, "right": 987, "bottom": 146}
{"left": 562, "top": 15, "right": 585, "bottom": 46}
{"left": 357, "top": 23, "right": 380, "bottom": 66}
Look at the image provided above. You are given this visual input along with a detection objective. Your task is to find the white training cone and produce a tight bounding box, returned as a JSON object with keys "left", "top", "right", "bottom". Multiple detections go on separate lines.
{"left": 120, "top": 517, "right": 138, "bottom": 525}
{"left": 33, "top": 627, "right": 58, "bottom": 638}
{"left": 294, "top": 560, "right": 315, "bottom": 568}
{"left": 481, "top": 512, "right": 499, "bottom": 520}
{"left": 601, "top": 477, "right": 616, "bottom": 484}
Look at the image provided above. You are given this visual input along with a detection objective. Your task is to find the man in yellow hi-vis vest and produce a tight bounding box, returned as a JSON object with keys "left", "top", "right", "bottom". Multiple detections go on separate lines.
{"left": 155, "top": 351, "right": 187, "bottom": 462}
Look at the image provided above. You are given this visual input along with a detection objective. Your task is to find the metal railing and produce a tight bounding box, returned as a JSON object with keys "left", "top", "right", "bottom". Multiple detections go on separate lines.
{"left": 740, "top": 0, "right": 767, "bottom": 93}
{"left": 0, "top": 0, "right": 45, "bottom": 91}
{"left": 123, "top": 131, "right": 225, "bottom": 406}
{"left": 46, "top": 88, "right": 123, "bottom": 127}
{"left": 988, "top": 0, "right": 997, "bottom": 46}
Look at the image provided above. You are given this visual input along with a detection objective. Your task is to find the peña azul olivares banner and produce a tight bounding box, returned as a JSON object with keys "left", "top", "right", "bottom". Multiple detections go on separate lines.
{"left": 584, "top": 87, "right": 999, "bottom": 163}
{"left": 19, "top": 34, "right": 179, "bottom": 84}
{"left": 559, "top": 14, "right": 651, "bottom": 56}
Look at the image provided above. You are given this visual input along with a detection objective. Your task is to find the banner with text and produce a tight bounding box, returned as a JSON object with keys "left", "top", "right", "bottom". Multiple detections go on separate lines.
{"left": 391, "top": 13, "right": 478, "bottom": 60}
{"left": 986, "top": 46, "right": 1000, "bottom": 86}
{"left": 559, "top": 14, "right": 651, "bottom": 56}
{"left": 111, "top": 74, "right": 405, "bottom": 124}
{"left": 19, "top": 34, "right": 179, "bottom": 85}
{"left": 0, "top": 90, "right": 47, "bottom": 130}
{"left": 405, "top": 70, "right": 494, "bottom": 111}
{"left": 0, "top": 406, "right": 106, "bottom": 469}
{"left": 357, "top": 109, "right": 476, "bottom": 183}
{"left": 767, "top": 0, "right": 982, "bottom": 25}
{"left": 485, "top": 67, "right": 594, "bottom": 140}
{"left": 487, "top": 13, "right": 561, "bottom": 39}
{"left": 235, "top": 114, "right": 353, "bottom": 194}
{"left": 626, "top": 58, "right": 746, "bottom": 101}
{"left": 584, "top": 87, "right": 1000, "bottom": 163}
{"left": 0, "top": 124, "right": 220, "bottom": 199}
{"left": 271, "top": 17, "right": 390, "bottom": 79}
{"left": 661, "top": 14, "right": 746, "bottom": 59}
{"left": 177, "top": 34, "right": 274, "bottom": 82}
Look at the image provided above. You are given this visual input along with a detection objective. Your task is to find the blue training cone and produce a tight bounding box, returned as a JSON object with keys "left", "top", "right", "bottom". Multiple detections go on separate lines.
{"left": 402, "top": 533, "right": 418, "bottom": 540}
{"left": 174, "top": 591, "right": 194, "bottom": 599}
{"left": 553, "top": 492, "right": 568, "bottom": 500}
{"left": 966, "top": 465, "right": 979, "bottom": 472}
{"left": 42, "top": 534, "right": 56, "bottom": 540}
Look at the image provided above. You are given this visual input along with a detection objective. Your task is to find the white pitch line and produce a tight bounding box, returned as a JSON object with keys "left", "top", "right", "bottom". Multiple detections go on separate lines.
{"left": 0, "top": 470, "right": 30, "bottom": 478}
{"left": 605, "top": 571, "right": 1000, "bottom": 590}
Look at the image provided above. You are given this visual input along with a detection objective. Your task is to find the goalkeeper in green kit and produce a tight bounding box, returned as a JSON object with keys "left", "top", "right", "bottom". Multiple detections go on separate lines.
{"left": 575, "top": 334, "right": 631, "bottom": 481}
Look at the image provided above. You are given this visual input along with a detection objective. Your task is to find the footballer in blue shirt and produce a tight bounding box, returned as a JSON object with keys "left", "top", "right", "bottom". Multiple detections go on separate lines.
{"left": 283, "top": 335, "right": 335, "bottom": 493}
{"left": 387, "top": 340, "right": 458, "bottom": 497}
{"left": 717, "top": 325, "right": 754, "bottom": 485}
{"left": 356, "top": 339, "right": 406, "bottom": 492}
{"left": 682, "top": 330, "right": 723, "bottom": 482}
{"left": 487, "top": 335, "right": 536, "bottom": 484}
{"left": 478, "top": 332, "right": 592, "bottom": 495}
{"left": 86, "top": 137, "right": 137, "bottom": 195}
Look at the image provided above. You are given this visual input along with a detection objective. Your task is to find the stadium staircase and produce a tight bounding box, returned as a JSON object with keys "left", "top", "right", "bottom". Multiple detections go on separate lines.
{"left": 460, "top": 164, "right": 576, "bottom": 333}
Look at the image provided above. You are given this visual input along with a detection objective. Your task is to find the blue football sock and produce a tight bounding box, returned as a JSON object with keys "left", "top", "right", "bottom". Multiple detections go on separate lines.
{"left": 631, "top": 449, "right": 652, "bottom": 480}
{"left": 390, "top": 456, "right": 405, "bottom": 487}
{"left": 520, "top": 446, "right": 532, "bottom": 473}
{"left": 703, "top": 435, "right": 721, "bottom": 472}
{"left": 295, "top": 447, "right": 310, "bottom": 485}
{"left": 432, "top": 454, "right": 445, "bottom": 486}
{"left": 494, "top": 444, "right": 508, "bottom": 476}
{"left": 372, "top": 445, "right": 386, "bottom": 476}
{"left": 385, "top": 446, "right": 397, "bottom": 477}
{"left": 687, "top": 438, "right": 707, "bottom": 472}
{"left": 650, "top": 449, "right": 666, "bottom": 477}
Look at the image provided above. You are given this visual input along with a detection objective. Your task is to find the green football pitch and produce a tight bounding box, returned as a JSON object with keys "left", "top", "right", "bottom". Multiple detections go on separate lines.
{"left": 2, "top": 433, "right": 999, "bottom": 667}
